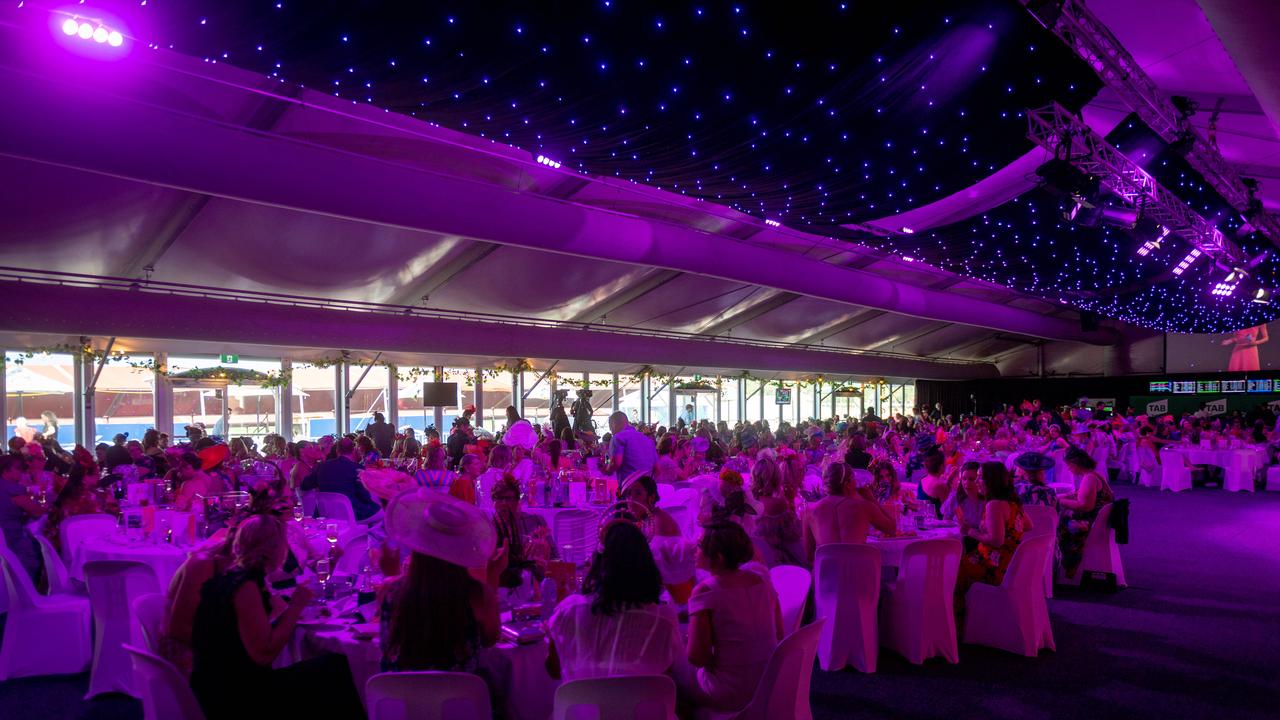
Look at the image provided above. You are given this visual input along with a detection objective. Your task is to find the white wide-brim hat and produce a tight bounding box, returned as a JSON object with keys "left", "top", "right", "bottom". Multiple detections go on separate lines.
{"left": 385, "top": 488, "right": 496, "bottom": 569}
{"left": 502, "top": 420, "right": 538, "bottom": 450}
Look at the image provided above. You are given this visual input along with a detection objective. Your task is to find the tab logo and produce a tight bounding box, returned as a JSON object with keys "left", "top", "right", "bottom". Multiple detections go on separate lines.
{"left": 1204, "top": 398, "right": 1227, "bottom": 416}
{"left": 1146, "top": 399, "right": 1168, "bottom": 415}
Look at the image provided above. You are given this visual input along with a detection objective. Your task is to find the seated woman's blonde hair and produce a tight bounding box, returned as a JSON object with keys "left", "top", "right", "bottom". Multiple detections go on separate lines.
{"left": 232, "top": 514, "right": 287, "bottom": 573}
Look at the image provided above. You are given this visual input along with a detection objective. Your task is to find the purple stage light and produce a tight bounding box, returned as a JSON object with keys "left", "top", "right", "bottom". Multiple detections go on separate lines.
{"left": 1211, "top": 281, "right": 1237, "bottom": 298}
{"left": 49, "top": 7, "right": 131, "bottom": 57}
{"left": 60, "top": 18, "right": 79, "bottom": 36}
{"left": 1171, "top": 248, "right": 1202, "bottom": 276}
{"left": 765, "top": 219, "right": 781, "bottom": 227}
{"left": 901, "top": 226, "right": 915, "bottom": 234}
{"left": 535, "top": 154, "right": 562, "bottom": 169}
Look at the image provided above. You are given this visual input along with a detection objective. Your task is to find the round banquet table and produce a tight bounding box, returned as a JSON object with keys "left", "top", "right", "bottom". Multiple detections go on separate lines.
{"left": 73, "top": 534, "right": 189, "bottom": 587}
{"left": 867, "top": 526, "right": 961, "bottom": 568}
{"left": 288, "top": 614, "right": 558, "bottom": 720}
{"left": 1161, "top": 446, "right": 1266, "bottom": 492}
{"left": 526, "top": 505, "right": 606, "bottom": 543}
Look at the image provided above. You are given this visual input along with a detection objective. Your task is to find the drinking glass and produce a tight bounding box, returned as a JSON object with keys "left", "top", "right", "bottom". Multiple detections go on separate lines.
{"left": 292, "top": 503, "right": 305, "bottom": 523}
{"left": 315, "top": 558, "right": 332, "bottom": 597}
{"left": 326, "top": 523, "right": 340, "bottom": 549}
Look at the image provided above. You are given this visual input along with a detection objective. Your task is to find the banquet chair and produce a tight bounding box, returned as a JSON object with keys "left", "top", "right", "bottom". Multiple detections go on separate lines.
{"left": 1136, "top": 446, "right": 1160, "bottom": 488}
{"left": 0, "top": 544, "right": 92, "bottom": 680}
{"left": 300, "top": 489, "right": 318, "bottom": 517}
{"left": 655, "top": 482, "right": 677, "bottom": 500}
{"left": 1266, "top": 466, "right": 1280, "bottom": 492}
{"left": 132, "top": 593, "right": 168, "bottom": 656}
{"left": 366, "top": 671, "right": 492, "bottom": 720}
{"left": 123, "top": 645, "right": 205, "bottom": 720}
{"left": 663, "top": 505, "right": 693, "bottom": 540}
{"left": 962, "top": 534, "right": 1055, "bottom": 657}
{"left": 697, "top": 619, "right": 825, "bottom": 720}
{"left": 60, "top": 513, "right": 118, "bottom": 573}
{"left": 315, "top": 492, "right": 358, "bottom": 523}
{"left": 1057, "top": 503, "right": 1126, "bottom": 588}
{"left": 1022, "top": 504, "right": 1060, "bottom": 598}
{"left": 554, "top": 509, "right": 600, "bottom": 565}
{"left": 554, "top": 675, "right": 676, "bottom": 720}
{"left": 879, "top": 538, "right": 961, "bottom": 665}
{"left": 335, "top": 531, "right": 370, "bottom": 575}
{"left": 34, "top": 533, "right": 81, "bottom": 596}
{"left": 813, "top": 543, "right": 881, "bottom": 673}
{"left": 1159, "top": 451, "right": 1192, "bottom": 492}
{"left": 84, "top": 560, "right": 162, "bottom": 698}
{"left": 769, "top": 564, "right": 811, "bottom": 635}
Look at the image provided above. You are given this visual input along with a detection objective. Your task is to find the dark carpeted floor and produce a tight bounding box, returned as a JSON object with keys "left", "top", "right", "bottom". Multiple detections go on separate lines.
{"left": 3, "top": 486, "right": 1278, "bottom": 720}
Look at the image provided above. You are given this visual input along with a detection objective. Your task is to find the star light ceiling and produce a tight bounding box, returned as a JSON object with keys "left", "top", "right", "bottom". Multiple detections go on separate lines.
{"left": 869, "top": 117, "right": 1280, "bottom": 332}
{"left": 84, "top": 0, "right": 1096, "bottom": 226}
{"left": 29, "top": 0, "right": 1270, "bottom": 332}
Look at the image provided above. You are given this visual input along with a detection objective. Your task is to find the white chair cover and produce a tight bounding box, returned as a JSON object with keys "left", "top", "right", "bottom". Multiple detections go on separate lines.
{"left": 554, "top": 675, "right": 676, "bottom": 720}
{"left": 1222, "top": 452, "right": 1258, "bottom": 493}
{"left": 124, "top": 645, "right": 206, "bottom": 720}
{"left": 315, "top": 492, "right": 357, "bottom": 522}
{"left": 366, "top": 671, "right": 492, "bottom": 720}
{"left": 1266, "top": 466, "right": 1280, "bottom": 492}
{"left": 663, "top": 505, "right": 693, "bottom": 539}
{"left": 1116, "top": 443, "right": 1138, "bottom": 482}
{"left": 84, "top": 560, "right": 162, "bottom": 698}
{"left": 335, "top": 531, "right": 370, "bottom": 575}
{"left": 1059, "top": 502, "right": 1126, "bottom": 588}
{"left": 554, "top": 509, "right": 599, "bottom": 564}
{"left": 962, "top": 534, "right": 1055, "bottom": 656}
{"left": 1159, "top": 450, "right": 1192, "bottom": 492}
{"left": 650, "top": 536, "right": 696, "bottom": 586}
{"left": 60, "top": 513, "right": 117, "bottom": 575}
{"left": 132, "top": 593, "right": 168, "bottom": 656}
{"left": 879, "top": 538, "right": 960, "bottom": 665}
{"left": 1022, "top": 504, "right": 1060, "bottom": 598}
{"left": 700, "top": 619, "right": 825, "bottom": 720}
{"left": 1136, "top": 446, "right": 1159, "bottom": 487}
{"left": 300, "top": 489, "right": 318, "bottom": 517}
{"left": 768, "top": 565, "right": 811, "bottom": 636}
{"left": 813, "top": 543, "right": 881, "bottom": 673}
{"left": 0, "top": 544, "right": 92, "bottom": 680}
{"left": 34, "top": 532, "right": 78, "bottom": 596}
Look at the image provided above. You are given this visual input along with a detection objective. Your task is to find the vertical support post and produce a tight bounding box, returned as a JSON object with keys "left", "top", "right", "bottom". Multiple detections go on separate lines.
{"left": 714, "top": 376, "right": 722, "bottom": 425}
{"left": 385, "top": 364, "right": 398, "bottom": 430}
{"left": 154, "top": 353, "right": 174, "bottom": 439}
{"left": 511, "top": 371, "right": 523, "bottom": 420}
{"left": 640, "top": 374, "right": 651, "bottom": 425}
{"left": 433, "top": 366, "right": 445, "bottom": 433}
{"left": 0, "top": 349, "right": 7, "bottom": 442}
{"left": 474, "top": 369, "right": 485, "bottom": 431}
{"left": 611, "top": 374, "right": 620, "bottom": 414}
{"left": 334, "top": 361, "right": 349, "bottom": 435}
{"left": 220, "top": 388, "right": 231, "bottom": 442}
{"left": 736, "top": 378, "right": 745, "bottom": 424}
{"left": 276, "top": 359, "right": 293, "bottom": 441}
{"left": 668, "top": 382, "right": 677, "bottom": 428}
{"left": 74, "top": 351, "right": 94, "bottom": 447}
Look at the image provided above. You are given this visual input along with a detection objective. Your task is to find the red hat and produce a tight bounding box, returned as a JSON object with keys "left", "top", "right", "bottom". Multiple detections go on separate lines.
{"left": 198, "top": 444, "right": 230, "bottom": 471}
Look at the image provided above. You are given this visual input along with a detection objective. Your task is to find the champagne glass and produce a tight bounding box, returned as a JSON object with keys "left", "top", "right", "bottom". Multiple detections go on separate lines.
{"left": 326, "top": 523, "right": 340, "bottom": 550}
{"left": 315, "top": 557, "right": 332, "bottom": 598}
{"left": 292, "top": 502, "right": 305, "bottom": 523}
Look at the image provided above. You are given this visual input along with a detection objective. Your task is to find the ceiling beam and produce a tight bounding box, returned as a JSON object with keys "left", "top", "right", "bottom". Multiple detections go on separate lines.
{"left": 384, "top": 241, "right": 500, "bottom": 306}
{"left": 570, "top": 269, "right": 682, "bottom": 324}
{"left": 863, "top": 322, "right": 951, "bottom": 352}
{"left": 699, "top": 291, "right": 801, "bottom": 337}
{"left": 792, "top": 310, "right": 886, "bottom": 346}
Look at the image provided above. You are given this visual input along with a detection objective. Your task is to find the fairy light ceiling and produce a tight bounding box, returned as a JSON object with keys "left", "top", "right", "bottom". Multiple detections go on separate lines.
{"left": 38, "top": 0, "right": 1273, "bottom": 332}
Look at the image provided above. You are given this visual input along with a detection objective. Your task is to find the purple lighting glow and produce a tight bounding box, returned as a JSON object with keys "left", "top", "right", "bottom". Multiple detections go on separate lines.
{"left": 50, "top": 7, "right": 130, "bottom": 56}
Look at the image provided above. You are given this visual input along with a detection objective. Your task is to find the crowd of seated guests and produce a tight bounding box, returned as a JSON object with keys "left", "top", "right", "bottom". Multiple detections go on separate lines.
{"left": 0, "top": 393, "right": 1171, "bottom": 718}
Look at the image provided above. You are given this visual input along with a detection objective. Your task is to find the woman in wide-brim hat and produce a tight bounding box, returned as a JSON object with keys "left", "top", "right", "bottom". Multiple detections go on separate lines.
{"left": 379, "top": 489, "right": 506, "bottom": 674}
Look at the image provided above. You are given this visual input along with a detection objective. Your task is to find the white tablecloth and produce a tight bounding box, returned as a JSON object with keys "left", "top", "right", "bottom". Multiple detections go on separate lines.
{"left": 290, "top": 617, "right": 557, "bottom": 720}
{"left": 72, "top": 535, "right": 189, "bottom": 587}
{"left": 1161, "top": 446, "right": 1265, "bottom": 492}
{"left": 867, "top": 526, "right": 961, "bottom": 567}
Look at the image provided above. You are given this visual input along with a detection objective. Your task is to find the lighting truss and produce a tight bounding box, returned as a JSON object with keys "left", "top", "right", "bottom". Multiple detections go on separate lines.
{"left": 1027, "top": 103, "right": 1245, "bottom": 267}
{"left": 1020, "top": 0, "right": 1280, "bottom": 247}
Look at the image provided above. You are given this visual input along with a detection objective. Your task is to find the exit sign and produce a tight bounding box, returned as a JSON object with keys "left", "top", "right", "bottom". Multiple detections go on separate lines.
{"left": 219, "top": 354, "right": 239, "bottom": 364}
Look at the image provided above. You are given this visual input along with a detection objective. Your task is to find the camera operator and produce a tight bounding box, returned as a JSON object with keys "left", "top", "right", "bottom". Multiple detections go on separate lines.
{"left": 570, "top": 388, "right": 595, "bottom": 433}
{"left": 550, "top": 389, "right": 571, "bottom": 439}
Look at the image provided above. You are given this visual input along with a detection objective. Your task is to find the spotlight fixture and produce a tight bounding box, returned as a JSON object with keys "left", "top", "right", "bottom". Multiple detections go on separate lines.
{"left": 1211, "top": 281, "right": 1237, "bottom": 297}
{"left": 900, "top": 226, "right": 915, "bottom": 234}
{"left": 1171, "top": 249, "right": 1202, "bottom": 276}
{"left": 1253, "top": 288, "right": 1272, "bottom": 305}
{"left": 534, "top": 154, "right": 562, "bottom": 169}
{"left": 764, "top": 219, "right": 781, "bottom": 227}
{"left": 55, "top": 15, "right": 127, "bottom": 48}
{"left": 1134, "top": 224, "right": 1170, "bottom": 257}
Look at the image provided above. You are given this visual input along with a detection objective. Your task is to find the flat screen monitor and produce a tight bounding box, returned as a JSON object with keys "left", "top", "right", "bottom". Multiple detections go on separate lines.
{"left": 1222, "top": 380, "right": 1246, "bottom": 393}
{"left": 1196, "top": 380, "right": 1220, "bottom": 394}
{"left": 1248, "top": 379, "right": 1273, "bottom": 393}
{"left": 775, "top": 388, "right": 792, "bottom": 405}
{"left": 1148, "top": 381, "right": 1171, "bottom": 393}
{"left": 1172, "top": 381, "right": 1196, "bottom": 394}
{"left": 421, "top": 382, "right": 458, "bottom": 406}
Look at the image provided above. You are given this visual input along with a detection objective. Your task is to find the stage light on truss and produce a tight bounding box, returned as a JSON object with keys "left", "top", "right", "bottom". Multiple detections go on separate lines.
{"left": 900, "top": 226, "right": 915, "bottom": 234}
{"left": 1171, "top": 248, "right": 1202, "bottom": 276}
{"left": 1135, "top": 225, "right": 1170, "bottom": 257}
{"left": 1252, "top": 288, "right": 1272, "bottom": 305}
{"left": 534, "top": 154, "right": 562, "bottom": 169}
{"left": 1211, "top": 281, "right": 1237, "bottom": 297}
{"left": 764, "top": 219, "right": 781, "bottom": 227}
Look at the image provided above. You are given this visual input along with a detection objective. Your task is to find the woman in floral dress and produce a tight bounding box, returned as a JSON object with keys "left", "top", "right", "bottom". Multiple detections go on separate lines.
{"left": 955, "top": 461, "right": 1029, "bottom": 623}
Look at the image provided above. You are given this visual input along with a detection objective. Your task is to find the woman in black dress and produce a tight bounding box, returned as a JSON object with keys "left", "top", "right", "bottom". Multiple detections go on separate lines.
{"left": 189, "top": 514, "right": 363, "bottom": 719}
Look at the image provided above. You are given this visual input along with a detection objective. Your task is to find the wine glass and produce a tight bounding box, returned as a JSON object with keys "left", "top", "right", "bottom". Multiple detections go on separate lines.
{"left": 315, "top": 557, "right": 332, "bottom": 598}
{"left": 292, "top": 502, "right": 305, "bottom": 523}
{"left": 326, "top": 523, "right": 340, "bottom": 552}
